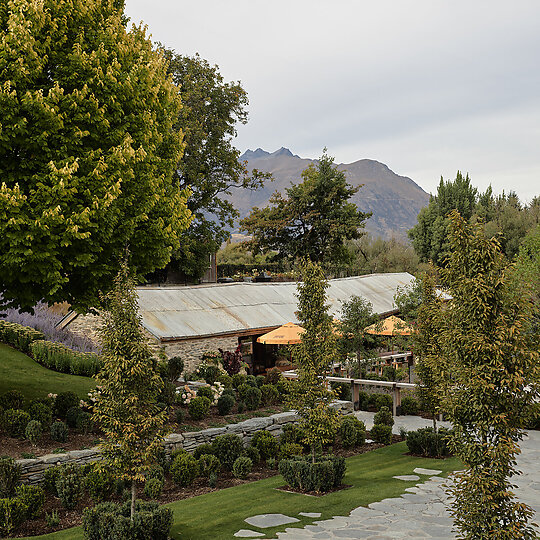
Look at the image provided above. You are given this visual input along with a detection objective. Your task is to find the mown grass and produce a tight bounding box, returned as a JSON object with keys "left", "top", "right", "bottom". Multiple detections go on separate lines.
{"left": 20, "top": 442, "right": 460, "bottom": 539}
{"left": 0, "top": 343, "right": 95, "bottom": 402}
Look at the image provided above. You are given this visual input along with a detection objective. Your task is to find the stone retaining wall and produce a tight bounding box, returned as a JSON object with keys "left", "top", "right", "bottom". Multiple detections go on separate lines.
{"left": 17, "top": 401, "right": 353, "bottom": 485}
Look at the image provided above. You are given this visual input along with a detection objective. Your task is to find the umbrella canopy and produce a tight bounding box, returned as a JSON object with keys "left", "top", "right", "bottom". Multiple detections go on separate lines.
{"left": 364, "top": 315, "right": 413, "bottom": 336}
{"left": 257, "top": 322, "right": 305, "bottom": 345}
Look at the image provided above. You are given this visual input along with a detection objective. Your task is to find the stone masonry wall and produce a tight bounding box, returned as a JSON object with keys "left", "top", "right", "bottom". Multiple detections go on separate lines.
{"left": 17, "top": 401, "right": 353, "bottom": 485}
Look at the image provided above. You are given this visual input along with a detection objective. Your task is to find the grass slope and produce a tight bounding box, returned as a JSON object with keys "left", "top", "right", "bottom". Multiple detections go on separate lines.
{"left": 20, "top": 443, "right": 460, "bottom": 540}
{"left": 0, "top": 343, "right": 94, "bottom": 402}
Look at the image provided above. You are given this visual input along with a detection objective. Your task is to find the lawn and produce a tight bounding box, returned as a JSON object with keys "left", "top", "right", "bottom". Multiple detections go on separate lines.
{"left": 0, "top": 343, "right": 95, "bottom": 402}
{"left": 19, "top": 442, "right": 461, "bottom": 539}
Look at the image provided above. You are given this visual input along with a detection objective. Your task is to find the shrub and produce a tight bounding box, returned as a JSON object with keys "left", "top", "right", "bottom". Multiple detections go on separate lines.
{"left": 85, "top": 464, "right": 116, "bottom": 502}
{"left": 406, "top": 427, "right": 452, "bottom": 457}
{"left": 0, "top": 457, "right": 21, "bottom": 497}
{"left": 279, "top": 442, "right": 304, "bottom": 459}
{"left": 50, "top": 420, "right": 68, "bottom": 442}
{"left": 217, "top": 373, "right": 232, "bottom": 388}
{"left": 66, "top": 406, "right": 81, "bottom": 428}
{"left": 175, "top": 408, "right": 184, "bottom": 424}
{"left": 0, "top": 390, "right": 24, "bottom": 411}
{"left": 158, "top": 381, "right": 176, "bottom": 406}
{"left": 217, "top": 394, "right": 235, "bottom": 416}
{"left": 231, "top": 373, "right": 246, "bottom": 389}
{"left": 202, "top": 365, "right": 220, "bottom": 386}
{"left": 42, "top": 466, "right": 61, "bottom": 496}
{"left": 267, "top": 457, "right": 277, "bottom": 469}
{"left": 400, "top": 396, "right": 419, "bottom": 416}
{"left": 82, "top": 499, "right": 173, "bottom": 540}
{"left": 370, "top": 424, "right": 392, "bottom": 445}
{"left": 197, "top": 454, "right": 220, "bottom": 478}
{"left": 15, "top": 484, "right": 45, "bottom": 519}
{"left": 143, "top": 478, "right": 164, "bottom": 500}
{"left": 264, "top": 367, "right": 282, "bottom": 385}
{"left": 255, "top": 375, "right": 265, "bottom": 388}
{"left": 279, "top": 455, "right": 346, "bottom": 492}
{"left": 245, "top": 375, "right": 257, "bottom": 387}
{"left": 0, "top": 497, "right": 27, "bottom": 537}
{"left": 373, "top": 406, "right": 394, "bottom": 427}
{"left": 0, "top": 320, "right": 44, "bottom": 352}
{"left": 330, "top": 381, "right": 352, "bottom": 401}
{"left": 250, "top": 430, "right": 279, "bottom": 460}
{"left": 357, "top": 391, "right": 370, "bottom": 411}
{"left": 338, "top": 416, "right": 366, "bottom": 448}
{"left": 525, "top": 403, "right": 540, "bottom": 429}
{"left": 29, "top": 340, "right": 101, "bottom": 377}
{"left": 3, "top": 409, "right": 30, "bottom": 438}
{"left": 170, "top": 453, "right": 199, "bottom": 487}
{"left": 188, "top": 396, "right": 211, "bottom": 420}
{"left": 25, "top": 420, "right": 43, "bottom": 445}
{"left": 146, "top": 464, "right": 165, "bottom": 482}
{"left": 237, "top": 383, "right": 250, "bottom": 402}
{"left": 170, "top": 448, "right": 186, "bottom": 462}
{"left": 222, "top": 387, "right": 236, "bottom": 399}
{"left": 56, "top": 463, "right": 83, "bottom": 509}
{"left": 53, "top": 391, "right": 79, "bottom": 419}
{"left": 76, "top": 411, "right": 92, "bottom": 434}
{"left": 167, "top": 356, "right": 184, "bottom": 382}
{"left": 237, "top": 401, "right": 246, "bottom": 413}
{"left": 193, "top": 443, "right": 215, "bottom": 460}
{"left": 260, "top": 384, "right": 279, "bottom": 406}
{"left": 244, "top": 446, "right": 260, "bottom": 464}
{"left": 280, "top": 423, "right": 305, "bottom": 446}
{"left": 196, "top": 386, "right": 214, "bottom": 401}
{"left": 212, "top": 434, "right": 244, "bottom": 469}
{"left": 232, "top": 456, "right": 252, "bottom": 479}
{"left": 375, "top": 394, "right": 393, "bottom": 411}
{"left": 45, "top": 509, "right": 60, "bottom": 528}
{"left": 244, "top": 386, "right": 261, "bottom": 410}
{"left": 209, "top": 472, "right": 218, "bottom": 488}
{"left": 28, "top": 401, "right": 53, "bottom": 427}
{"left": 276, "top": 378, "right": 291, "bottom": 397}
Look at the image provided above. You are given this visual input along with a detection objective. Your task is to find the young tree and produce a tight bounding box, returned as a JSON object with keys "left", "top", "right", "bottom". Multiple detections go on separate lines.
{"left": 241, "top": 151, "right": 370, "bottom": 266}
{"left": 288, "top": 260, "right": 340, "bottom": 461}
{"left": 0, "top": 0, "right": 190, "bottom": 312}
{"left": 441, "top": 211, "right": 539, "bottom": 538}
{"left": 92, "top": 263, "right": 167, "bottom": 521}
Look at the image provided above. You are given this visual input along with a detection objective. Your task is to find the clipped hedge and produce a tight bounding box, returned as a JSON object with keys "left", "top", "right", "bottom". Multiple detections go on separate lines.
{"left": 30, "top": 340, "right": 102, "bottom": 377}
{"left": 279, "top": 455, "right": 346, "bottom": 493}
{"left": 406, "top": 427, "right": 452, "bottom": 457}
{"left": 0, "top": 320, "right": 45, "bottom": 353}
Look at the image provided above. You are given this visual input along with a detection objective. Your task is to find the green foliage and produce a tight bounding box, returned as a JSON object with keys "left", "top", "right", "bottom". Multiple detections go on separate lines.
{"left": 243, "top": 386, "right": 261, "bottom": 410}
{"left": 287, "top": 260, "right": 340, "bottom": 458}
{"left": 3, "top": 409, "right": 30, "bottom": 438}
{"left": 217, "top": 373, "right": 233, "bottom": 388}
{"left": 28, "top": 401, "right": 53, "bottom": 427}
{"left": 196, "top": 386, "right": 214, "bottom": 401}
{"left": 244, "top": 446, "right": 261, "bottom": 464}
{"left": 231, "top": 373, "right": 247, "bottom": 389}
{"left": 212, "top": 434, "right": 244, "bottom": 469}
{"left": 161, "top": 51, "right": 268, "bottom": 281}
{"left": 241, "top": 152, "right": 370, "bottom": 265}
{"left": 188, "top": 396, "right": 211, "bottom": 420}
{"left": 76, "top": 411, "right": 92, "bottom": 434}
{"left": 375, "top": 394, "right": 393, "bottom": 412}
{"left": 373, "top": 406, "right": 394, "bottom": 427}
{"left": 143, "top": 477, "right": 163, "bottom": 500}
{"left": 42, "top": 466, "right": 61, "bottom": 496}
{"left": 15, "top": 484, "right": 45, "bottom": 519}
{"left": 245, "top": 375, "right": 257, "bottom": 387}
{"left": 0, "top": 457, "right": 21, "bottom": 498}
{"left": 232, "top": 456, "right": 252, "bottom": 479}
{"left": 260, "top": 384, "right": 279, "bottom": 405}
{"left": 330, "top": 381, "right": 352, "bottom": 401}
{"left": 82, "top": 499, "right": 173, "bottom": 540}
{"left": 193, "top": 444, "right": 215, "bottom": 460}
{"left": 197, "top": 454, "right": 220, "bottom": 478}
{"left": 0, "top": 497, "right": 27, "bottom": 537}
{"left": 50, "top": 420, "right": 68, "bottom": 442}
{"left": 66, "top": 406, "right": 81, "bottom": 428}
{"left": 255, "top": 375, "right": 266, "bottom": 388}
{"left": 264, "top": 367, "right": 283, "bottom": 386}
{"left": 53, "top": 391, "right": 79, "bottom": 419}
{"left": 280, "top": 423, "right": 305, "bottom": 447}
{"left": 56, "top": 463, "right": 83, "bottom": 509}
{"left": 250, "top": 430, "right": 279, "bottom": 461}
{"left": 0, "top": 390, "right": 24, "bottom": 411}
{"left": 405, "top": 427, "right": 452, "bottom": 457}
{"left": 399, "top": 396, "right": 419, "bottom": 416}
{"left": 279, "top": 442, "right": 304, "bottom": 459}
{"left": 25, "top": 419, "right": 43, "bottom": 445}
{"left": 92, "top": 264, "right": 168, "bottom": 517}
{"left": 30, "top": 340, "right": 102, "bottom": 377}
{"left": 85, "top": 463, "right": 116, "bottom": 503}
{"left": 278, "top": 455, "right": 346, "bottom": 493}
{"left": 167, "top": 356, "right": 184, "bottom": 383}
{"left": 338, "top": 417, "right": 366, "bottom": 448}
{"left": 0, "top": 0, "right": 190, "bottom": 312}
{"left": 170, "top": 454, "right": 199, "bottom": 487}
{"left": 217, "top": 394, "right": 235, "bottom": 416}
{"left": 370, "top": 424, "right": 392, "bottom": 445}
{"left": 393, "top": 278, "right": 423, "bottom": 323}
{"left": 0, "top": 322, "right": 45, "bottom": 353}
{"left": 174, "top": 408, "right": 184, "bottom": 424}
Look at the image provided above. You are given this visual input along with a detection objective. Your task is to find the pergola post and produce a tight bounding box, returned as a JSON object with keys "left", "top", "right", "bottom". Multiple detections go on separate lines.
{"left": 392, "top": 383, "right": 401, "bottom": 416}
{"left": 351, "top": 380, "right": 360, "bottom": 410}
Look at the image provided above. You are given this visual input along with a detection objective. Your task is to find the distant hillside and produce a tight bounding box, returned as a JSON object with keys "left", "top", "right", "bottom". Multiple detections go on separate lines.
{"left": 232, "top": 148, "right": 430, "bottom": 239}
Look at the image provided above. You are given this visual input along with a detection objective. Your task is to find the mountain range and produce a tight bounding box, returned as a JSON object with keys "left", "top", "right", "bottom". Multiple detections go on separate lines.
{"left": 231, "top": 147, "right": 430, "bottom": 239}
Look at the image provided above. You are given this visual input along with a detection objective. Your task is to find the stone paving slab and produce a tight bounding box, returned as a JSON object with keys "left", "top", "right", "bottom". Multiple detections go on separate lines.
{"left": 299, "top": 512, "right": 322, "bottom": 518}
{"left": 413, "top": 467, "right": 442, "bottom": 476}
{"left": 246, "top": 514, "right": 300, "bottom": 528}
{"left": 234, "top": 530, "right": 265, "bottom": 537}
{"left": 392, "top": 474, "right": 420, "bottom": 481}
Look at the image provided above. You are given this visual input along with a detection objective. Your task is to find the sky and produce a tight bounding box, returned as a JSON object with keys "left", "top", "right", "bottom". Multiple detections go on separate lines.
{"left": 124, "top": 0, "right": 540, "bottom": 201}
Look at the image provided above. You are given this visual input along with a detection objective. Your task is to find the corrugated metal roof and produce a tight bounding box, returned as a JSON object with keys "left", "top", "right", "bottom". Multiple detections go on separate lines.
{"left": 137, "top": 272, "right": 416, "bottom": 341}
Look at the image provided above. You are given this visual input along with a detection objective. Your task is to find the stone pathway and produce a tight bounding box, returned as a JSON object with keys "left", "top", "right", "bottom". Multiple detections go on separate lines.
{"left": 235, "top": 415, "right": 540, "bottom": 539}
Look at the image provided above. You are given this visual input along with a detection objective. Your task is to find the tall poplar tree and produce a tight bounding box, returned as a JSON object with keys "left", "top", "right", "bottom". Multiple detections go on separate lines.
{"left": 0, "top": 0, "right": 190, "bottom": 312}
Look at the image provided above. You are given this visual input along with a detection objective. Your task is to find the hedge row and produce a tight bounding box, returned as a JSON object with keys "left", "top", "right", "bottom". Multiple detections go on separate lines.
{"left": 30, "top": 340, "right": 102, "bottom": 377}
{"left": 0, "top": 321, "right": 45, "bottom": 353}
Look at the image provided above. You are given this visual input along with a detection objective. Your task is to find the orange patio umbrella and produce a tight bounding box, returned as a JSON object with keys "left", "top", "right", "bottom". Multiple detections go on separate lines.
{"left": 364, "top": 315, "right": 413, "bottom": 336}
{"left": 257, "top": 322, "right": 305, "bottom": 345}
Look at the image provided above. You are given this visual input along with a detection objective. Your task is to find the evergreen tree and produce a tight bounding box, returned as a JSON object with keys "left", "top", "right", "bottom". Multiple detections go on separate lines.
{"left": 92, "top": 262, "right": 167, "bottom": 521}
{"left": 0, "top": 0, "right": 190, "bottom": 311}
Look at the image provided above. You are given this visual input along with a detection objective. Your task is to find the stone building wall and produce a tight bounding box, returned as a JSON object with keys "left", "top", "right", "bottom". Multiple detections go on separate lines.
{"left": 17, "top": 402, "right": 353, "bottom": 485}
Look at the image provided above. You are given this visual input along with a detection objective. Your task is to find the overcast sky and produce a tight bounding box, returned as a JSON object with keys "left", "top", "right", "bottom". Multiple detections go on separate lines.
{"left": 125, "top": 1, "right": 540, "bottom": 201}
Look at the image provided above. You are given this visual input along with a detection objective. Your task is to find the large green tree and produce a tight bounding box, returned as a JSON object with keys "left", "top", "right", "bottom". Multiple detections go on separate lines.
{"left": 440, "top": 212, "right": 539, "bottom": 538}
{"left": 0, "top": 0, "right": 190, "bottom": 311}
{"left": 241, "top": 152, "right": 370, "bottom": 266}
{"left": 161, "top": 51, "right": 270, "bottom": 280}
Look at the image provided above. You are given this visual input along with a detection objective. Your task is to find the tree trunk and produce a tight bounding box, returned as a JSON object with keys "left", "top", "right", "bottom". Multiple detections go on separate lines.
{"left": 432, "top": 414, "right": 437, "bottom": 433}
{"left": 131, "top": 481, "right": 136, "bottom": 523}
{"left": 311, "top": 445, "right": 316, "bottom": 464}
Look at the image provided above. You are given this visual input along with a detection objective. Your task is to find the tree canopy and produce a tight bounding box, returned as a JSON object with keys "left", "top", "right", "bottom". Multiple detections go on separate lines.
{"left": 161, "top": 51, "right": 270, "bottom": 280}
{"left": 0, "top": 0, "right": 190, "bottom": 312}
{"left": 241, "top": 152, "right": 370, "bottom": 266}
